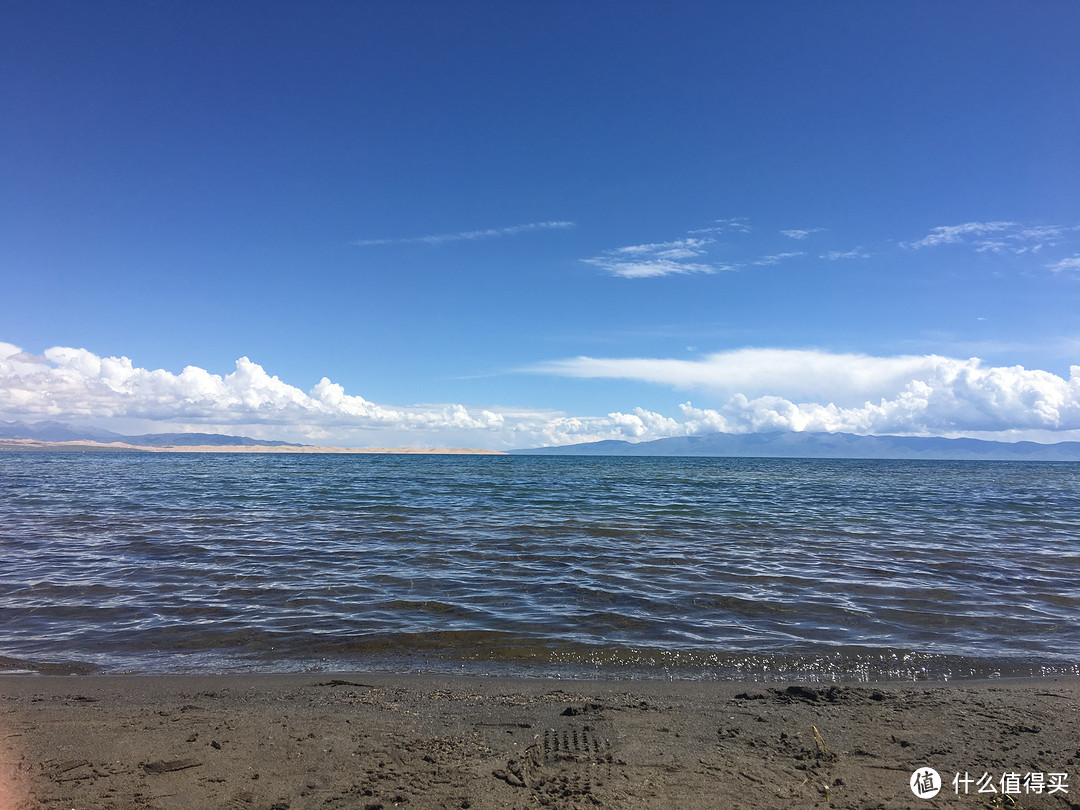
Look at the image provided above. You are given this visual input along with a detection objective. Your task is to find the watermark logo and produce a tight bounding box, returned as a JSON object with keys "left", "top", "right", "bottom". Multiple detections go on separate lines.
{"left": 953, "top": 771, "right": 1069, "bottom": 795}
{"left": 910, "top": 767, "right": 1070, "bottom": 799}
{"left": 911, "top": 768, "right": 942, "bottom": 799}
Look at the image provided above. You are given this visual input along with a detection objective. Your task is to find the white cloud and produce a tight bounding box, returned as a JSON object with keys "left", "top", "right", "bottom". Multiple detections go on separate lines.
{"left": 780, "top": 228, "right": 826, "bottom": 240}
{"left": 531, "top": 349, "right": 953, "bottom": 404}
{"left": 0, "top": 343, "right": 700, "bottom": 449}
{"left": 753, "top": 251, "right": 805, "bottom": 266}
{"left": 1018, "top": 225, "right": 1073, "bottom": 242}
{"left": 352, "top": 220, "right": 574, "bottom": 247}
{"left": 0, "top": 342, "right": 696, "bottom": 449}
{"left": 530, "top": 349, "right": 1080, "bottom": 437}
{"left": 973, "top": 240, "right": 1011, "bottom": 254}
{"left": 583, "top": 238, "right": 732, "bottom": 278}
{"left": 0, "top": 344, "right": 506, "bottom": 438}
{"left": 611, "top": 238, "right": 713, "bottom": 260}
{"left": 584, "top": 216, "right": 1077, "bottom": 283}
{"left": 5, "top": 343, "right": 1080, "bottom": 450}
{"left": 1048, "top": 255, "right": 1080, "bottom": 275}
{"left": 675, "top": 358, "right": 1080, "bottom": 435}
{"left": 526, "top": 407, "right": 686, "bottom": 446}
{"left": 904, "top": 221, "right": 1017, "bottom": 249}
{"left": 688, "top": 217, "right": 751, "bottom": 235}
{"left": 585, "top": 218, "right": 757, "bottom": 278}
{"left": 903, "top": 221, "right": 1079, "bottom": 254}
{"left": 819, "top": 247, "right": 871, "bottom": 260}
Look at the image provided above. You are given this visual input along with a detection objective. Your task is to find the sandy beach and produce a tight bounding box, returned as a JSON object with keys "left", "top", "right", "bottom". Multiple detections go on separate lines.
{"left": 2, "top": 673, "right": 1078, "bottom": 809}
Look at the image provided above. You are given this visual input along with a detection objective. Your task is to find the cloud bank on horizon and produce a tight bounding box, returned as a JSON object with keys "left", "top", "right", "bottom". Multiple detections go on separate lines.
{"left": 3, "top": 342, "right": 1079, "bottom": 449}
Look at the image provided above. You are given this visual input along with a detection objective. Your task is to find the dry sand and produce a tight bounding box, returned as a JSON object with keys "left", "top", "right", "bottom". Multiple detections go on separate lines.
{"left": 2, "top": 672, "right": 1078, "bottom": 809}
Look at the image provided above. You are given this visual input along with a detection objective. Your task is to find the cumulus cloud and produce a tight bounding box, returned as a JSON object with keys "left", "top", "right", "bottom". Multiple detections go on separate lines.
{"left": 583, "top": 238, "right": 733, "bottom": 278}
{"left": 0, "top": 342, "right": 697, "bottom": 449}
{"left": 674, "top": 358, "right": 1080, "bottom": 435}
{"left": 522, "top": 407, "right": 686, "bottom": 446}
{"left": 5, "top": 343, "right": 1080, "bottom": 449}
{"left": 352, "top": 220, "right": 574, "bottom": 247}
{"left": 530, "top": 349, "right": 1080, "bottom": 437}
{"left": 0, "top": 343, "right": 506, "bottom": 437}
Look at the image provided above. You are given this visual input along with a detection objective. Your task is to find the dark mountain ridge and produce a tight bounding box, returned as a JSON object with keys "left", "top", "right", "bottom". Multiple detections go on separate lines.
{"left": 0, "top": 420, "right": 301, "bottom": 447}
{"left": 510, "top": 431, "right": 1080, "bottom": 461}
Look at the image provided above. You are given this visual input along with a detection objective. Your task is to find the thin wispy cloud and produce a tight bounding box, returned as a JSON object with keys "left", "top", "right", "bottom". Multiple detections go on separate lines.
{"left": 975, "top": 225, "right": 1078, "bottom": 255}
{"left": 753, "top": 251, "right": 805, "bottom": 266}
{"left": 820, "top": 248, "right": 871, "bottom": 260}
{"left": 903, "top": 221, "right": 1018, "bottom": 249}
{"left": 780, "top": 228, "right": 826, "bottom": 240}
{"left": 585, "top": 215, "right": 1076, "bottom": 282}
{"left": 584, "top": 238, "right": 729, "bottom": 279}
{"left": 688, "top": 217, "right": 752, "bottom": 235}
{"left": 1018, "top": 225, "right": 1074, "bottom": 241}
{"left": 353, "top": 220, "right": 575, "bottom": 247}
{"left": 1049, "top": 255, "right": 1080, "bottom": 275}
{"left": 586, "top": 218, "right": 751, "bottom": 279}
{"left": 903, "top": 221, "right": 1080, "bottom": 255}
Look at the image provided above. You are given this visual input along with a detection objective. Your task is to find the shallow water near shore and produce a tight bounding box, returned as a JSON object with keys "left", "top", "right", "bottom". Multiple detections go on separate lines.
{"left": 2, "top": 452, "right": 1078, "bottom": 682}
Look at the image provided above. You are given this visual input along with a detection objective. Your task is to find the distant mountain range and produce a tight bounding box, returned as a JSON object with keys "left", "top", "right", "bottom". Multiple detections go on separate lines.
{"left": 5, "top": 421, "right": 1080, "bottom": 460}
{"left": 511, "top": 431, "right": 1080, "bottom": 461}
{"left": 0, "top": 420, "right": 301, "bottom": 448}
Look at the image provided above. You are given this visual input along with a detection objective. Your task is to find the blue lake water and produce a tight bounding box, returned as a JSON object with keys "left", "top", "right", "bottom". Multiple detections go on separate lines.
{"left": 1, "top": 452, "right": 1078, "bottom": 682}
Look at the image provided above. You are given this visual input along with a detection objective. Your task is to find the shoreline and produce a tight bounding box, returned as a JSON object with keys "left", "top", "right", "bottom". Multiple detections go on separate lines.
{"left": 2, "top": 672, "right": 1078, "bottom": 808}
{"left": 0, "top": 438, "right": 506, "bottom": 454}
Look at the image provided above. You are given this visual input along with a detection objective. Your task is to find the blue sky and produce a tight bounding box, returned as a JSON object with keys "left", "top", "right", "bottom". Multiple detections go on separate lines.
{"left": 2, "top": 1, "right": 1079, "bottom": 448}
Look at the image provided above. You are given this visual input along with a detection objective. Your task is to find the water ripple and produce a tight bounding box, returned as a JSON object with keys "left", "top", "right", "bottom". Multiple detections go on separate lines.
{"left": 1, "top": 453, "right": 1078, "bottom": 680}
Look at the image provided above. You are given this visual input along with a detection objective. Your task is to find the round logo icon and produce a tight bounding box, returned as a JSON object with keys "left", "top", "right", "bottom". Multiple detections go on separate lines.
{"left": 910, "top": 767, "right": 942, "bottom": 799}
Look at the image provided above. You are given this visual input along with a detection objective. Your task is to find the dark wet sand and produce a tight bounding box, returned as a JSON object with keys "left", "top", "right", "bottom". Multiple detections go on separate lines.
{"left": 2, "top": 673, "right": 1078, "bottom": 809}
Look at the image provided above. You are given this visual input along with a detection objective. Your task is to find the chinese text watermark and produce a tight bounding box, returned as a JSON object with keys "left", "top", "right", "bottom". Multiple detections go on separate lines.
{"left": 912, "top": 767, "right": 1069, "bottom": 799}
